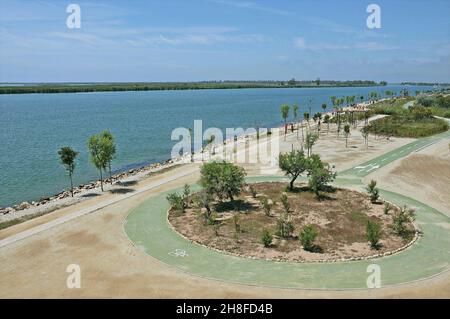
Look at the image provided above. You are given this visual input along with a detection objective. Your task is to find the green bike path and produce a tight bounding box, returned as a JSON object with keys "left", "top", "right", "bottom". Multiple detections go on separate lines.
{"left": 124, "top": 130, "right": 450, "bottom": 289}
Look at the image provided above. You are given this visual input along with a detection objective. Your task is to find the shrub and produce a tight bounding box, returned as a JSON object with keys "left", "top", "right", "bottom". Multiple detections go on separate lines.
{"left": 233, "top": 214, "right": 241, "bottom": 234}
{"left": 249, "top": 185, "right": 257, "bottom": 198}
{"left": 299, "top": 225, "right": 318, "bottom": 251}
{"left": 366, "top": 220, "right": 381, "bottom": 249}
{"left": 383, "top": 202, "right": 392, "bottom": 215}
{"left": 261, "top": 229, "right": 273, "bottom": 247}
{"left": 366, "top": 180, "right": 379, "bottom": 203}
{"left": 260, "top": 197, "right": 273, "bottom": 217}
{"left": 392, "top": 206, "right": 415, "bottom": 238}
{"left": 280, "top": 193, "right": 290, "bottom": 215}
{"left": 166, "top": 192, "right": 186, "bottom": 212}
{"left": 276, "top": 215, "right": 294, "bottom": 238}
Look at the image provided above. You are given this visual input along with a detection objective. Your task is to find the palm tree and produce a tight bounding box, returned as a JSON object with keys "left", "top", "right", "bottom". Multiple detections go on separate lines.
{"left": 58, "top": 146, "right": 78, "bottom": 197}
{"left": 321, "top": 103, "right": 327, "bottom": 114}
{"left": 280, "top": 104, "right": 290, "bottom": 140}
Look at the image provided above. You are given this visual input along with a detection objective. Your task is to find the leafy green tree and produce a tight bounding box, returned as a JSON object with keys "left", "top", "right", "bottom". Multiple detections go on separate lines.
{"left": 278, "top": 150, "right": 308, "bottom": 190}
{"left": 307, "top": 154, "right": 336, "bottom": 198}
{"left": 305, "top": 132, "right": 319, "bottom": 157}
{"left": 58, "top": 146, "right": 78, "bottom": 197}
{"left": 261, "top": 229, "right": 273, "bottom": 247}
{"left": 200, "top": 161, "right": 246, "bottom": 201}
{"left": 366, "top": 180, "right": 379, "bottom": 203}
{"left": 101, "top": 130, "right": 116, "bottom": 183}
{"left": 280, "top": 104, "right": 290, "bottom": 139}
{"left": 299, "top": 225, "right": 318, "bottom": 251}
{"left": 344, "top": 124, "right": 350, "bottom": 148}
{"left": 321, "top": 103, "right": 327, "bottom": 113}
{"left": 366, "top": 220, "right": 381, "bottom": 249}
{"left": 87, "top": 134, "right": 109, "bottom": 191}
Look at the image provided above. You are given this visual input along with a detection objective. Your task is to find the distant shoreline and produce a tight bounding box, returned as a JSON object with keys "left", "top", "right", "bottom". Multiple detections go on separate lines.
{"left": 0, "top": 81, "right": 387, "bottom": 95}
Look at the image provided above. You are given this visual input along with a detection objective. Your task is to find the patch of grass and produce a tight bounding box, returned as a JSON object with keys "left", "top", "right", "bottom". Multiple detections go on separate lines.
{"left": 366, "top": 115, "right": 448, "bottom": 138}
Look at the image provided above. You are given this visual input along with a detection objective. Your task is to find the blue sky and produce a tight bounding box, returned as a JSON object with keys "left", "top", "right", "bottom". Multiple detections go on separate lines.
{"left": 0, "top": 0, "right": 449, "bottom": 82}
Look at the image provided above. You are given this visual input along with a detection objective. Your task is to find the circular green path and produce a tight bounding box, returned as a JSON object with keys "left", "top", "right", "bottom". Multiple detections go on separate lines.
{"left": 124, "top": 133, "right": 450, "bottom": 289}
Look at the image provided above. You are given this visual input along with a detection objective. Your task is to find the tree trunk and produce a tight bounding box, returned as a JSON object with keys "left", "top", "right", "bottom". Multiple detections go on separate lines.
{"left": 70, "top": 172, "right": 74, "bottom": 197}
{"left": 228, "top": 192, "right": 234, "bottom": 202}
{"left": 99, "top": 169, "right": 104, "bottom": 191}
{"left": 108, "top": 161, "right": 113, "bottom": 184}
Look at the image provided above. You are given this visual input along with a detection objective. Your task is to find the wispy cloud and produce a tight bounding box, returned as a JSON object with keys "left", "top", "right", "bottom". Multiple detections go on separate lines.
{"left": 294, "top": 37, "right": 398, "bottom": 51}
{"left": 208, "top": 0, "right": 293, "bottom": 16}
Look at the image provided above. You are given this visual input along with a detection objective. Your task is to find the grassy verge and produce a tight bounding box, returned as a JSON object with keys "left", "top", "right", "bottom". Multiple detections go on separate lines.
{"left": 366, "top": 115, "right": 448, "bottom": 138}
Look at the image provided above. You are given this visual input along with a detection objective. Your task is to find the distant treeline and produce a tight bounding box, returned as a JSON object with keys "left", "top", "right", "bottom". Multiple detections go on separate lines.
{"left": 0, "top": 80, "right": 384, "bottom": 94}
{"left": 401, "top": 82, "right": 450, "bottom": 86}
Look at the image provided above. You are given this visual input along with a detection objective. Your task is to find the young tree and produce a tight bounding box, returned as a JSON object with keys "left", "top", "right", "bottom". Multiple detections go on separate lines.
{"left": 101, "top": 130, "right": 116, "bottom": 183}
{"left": 87, "top": 134, "right": 108, "bottom": 191}
{"left": 303, "top": 112, "right": 310, "bottom": 130}
{"left": 362, "top": 126, "right": 369, "bottom": 148}
{"left": 261, "top": 229, "right": 273, "bottom": 247}
{"left": 276, "top": 215, "right": 294, "bottom": 238}
{"left": 344, "top": 124, "right": 350, "bottom": 148}
{"left": 324, "top": 114, "right": 330, "bottom": 134}
{"left": 366, "top": 220, "right": 381, "bottom": 249}
{"left": 278, "top": 150, "right": 308, "bottom": 190}
{"left": 293, "top": 104, "right": 299, "bottom": 139}
{"left": 200, "top": 161, "right": 246, "bottom": 201}
{"left": 366, "top": 180, "right": 379, "bottom": 203}
{"left": 280, "top": 104, "right": 290, "bottom": 139}
{"left": 260, "top": 197, "right": 273, "bottom": 217}
{"left": 299, "top": 224, "right": 318, "bottom": 251}
{"left": 280, "top": 193, "right": 291, "bottom": 215}
{"left": 305, "top": 132, "right": 319, "bottom": 157}
{"left": 307, "top": 154, "right": 336, "bottom": 199}
{"left": 196, "top": 191, "right": 213, "bottom": 220}
{"left": 321, "top": 103, "right": 327, "bottom": 113}
{"left": 58, "top": 146, "right": 78, "bottom": 197}
{"left": 392, "top": 206, "right": 415, "bottom": 238}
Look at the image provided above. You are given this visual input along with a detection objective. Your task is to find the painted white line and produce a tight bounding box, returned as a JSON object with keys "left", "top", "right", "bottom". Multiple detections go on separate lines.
{"left": 0, "top": 167, "right": 199, "bottom": 248}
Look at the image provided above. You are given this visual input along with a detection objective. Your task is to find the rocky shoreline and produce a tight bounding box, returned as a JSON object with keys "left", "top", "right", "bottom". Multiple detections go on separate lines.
{"left": 0, "top": 157, "right": 178, "bottom": 219}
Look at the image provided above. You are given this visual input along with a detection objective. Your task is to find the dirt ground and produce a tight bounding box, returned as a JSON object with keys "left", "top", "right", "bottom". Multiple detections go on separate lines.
{"left": 367, "top": 138, "right": 450, "bottom": 216}
{"left": 169, "top": 182, "right": 412, "bottom": 262}
{"left": 1, "top": 124, "right": 449, "bottom": 298}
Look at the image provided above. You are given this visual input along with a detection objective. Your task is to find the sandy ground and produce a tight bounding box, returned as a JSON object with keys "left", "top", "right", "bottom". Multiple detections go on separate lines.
{"left": 366, "top": 138, "right": 450, "bottom": 216}
{"left": 1, "top": 121, "right": 449, "bottom": 298}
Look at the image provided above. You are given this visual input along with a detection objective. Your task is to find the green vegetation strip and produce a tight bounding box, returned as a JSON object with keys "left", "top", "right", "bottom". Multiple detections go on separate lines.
{"left": 124, "top": 175, "right": 449, "bottom": 289}
{"left": 0, "top": 81, "right": 381, "bottom": 95}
